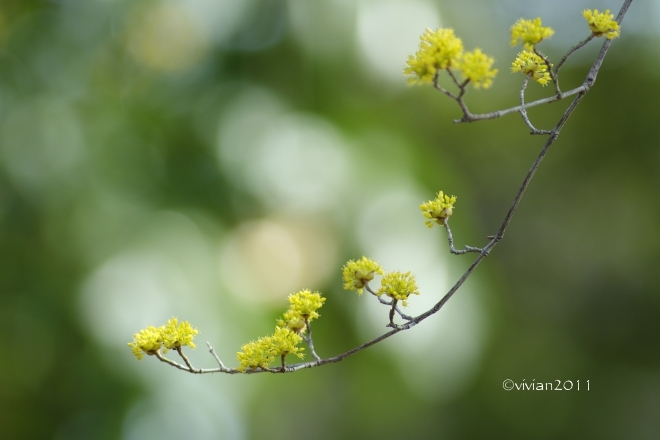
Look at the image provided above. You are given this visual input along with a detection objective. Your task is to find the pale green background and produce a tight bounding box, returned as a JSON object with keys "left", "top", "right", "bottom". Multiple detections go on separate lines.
{"left": 1, "top": 0, "right": 658, "bottom": 439}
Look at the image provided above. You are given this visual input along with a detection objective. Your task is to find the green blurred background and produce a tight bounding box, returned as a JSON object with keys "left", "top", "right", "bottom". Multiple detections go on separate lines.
{"left": 1, "top": 0, "right": 659, "bottom": 438}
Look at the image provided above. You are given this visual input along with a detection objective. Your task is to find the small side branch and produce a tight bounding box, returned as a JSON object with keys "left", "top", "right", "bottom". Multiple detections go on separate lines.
{"left": 433, "top": 76, "right": 459, "bottom": 100}
{"left": 176, "top": 346, "right": 195, "bottom": 371}
{"left": 434, "top": 70, "right": 476, "bottom": 122}
{"left": 443, "top": 218, "right": 484, "bottom": 254}
{"left": 388, "top": 300, "right": 398, "bottom": 328}
{"left": 533, "top": 48, "right": 562, "bottom": 98}
{"left": 454, "top": 85, "right": 586, "bottom": 123}
{"left": 206, "top": 342, "right": 228, "bottom": 371}
{"left": 303, "top": 320, "right": 322, "bottom": 362}
{"left": 518, "top": 76, "right": 552, "bottom": 135}
{"left": 554, "top": 34, "right": 595, "bottom": 75}
{"left": 155, "top": 351, "right": 194, "bottom": 372}
{"left": 365, "top": 284, "right": 413, "bottom": 321}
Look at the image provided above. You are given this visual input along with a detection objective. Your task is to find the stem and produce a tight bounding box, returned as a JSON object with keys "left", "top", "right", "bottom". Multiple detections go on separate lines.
{"left": 176, "top": 346, "right": 194, "bottom": 371}
{"left": 554, "top": 34, "right": 595, "bottom": 75}
{"left": 303, "top": 320, "right": 322, "bottom": 362}
{"left": 365, "top": 284, "right": 413, "bottom": 321}
{"left": 388, "top": 300, "right": 397, "bottom": 328}
{"left": 442, "top": 218, "right": 483, "bottom": 254}
{"left": 206, "top": 342, "right": 228, "bottom": 371}
{"left": 518, "top": 75, "right": 552, "bottom": 135}
{"left": 533, "top": 47, "right": 562, "bottom": 98}
{"left": 455, "top": 85, "right": 586, "bottom": 123}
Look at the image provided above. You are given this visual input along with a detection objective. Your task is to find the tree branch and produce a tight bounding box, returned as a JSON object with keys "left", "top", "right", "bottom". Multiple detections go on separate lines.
{"left": 156, "top": 0, "right": 633, "bottom": 375}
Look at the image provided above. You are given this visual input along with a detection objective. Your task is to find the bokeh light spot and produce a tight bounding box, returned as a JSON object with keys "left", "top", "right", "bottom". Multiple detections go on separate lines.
{"left": 126, "top": 1, "right": 210, "bottom": 72}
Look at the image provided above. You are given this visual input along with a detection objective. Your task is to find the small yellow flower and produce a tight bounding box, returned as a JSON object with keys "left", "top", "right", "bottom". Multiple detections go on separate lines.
{"left": 420, "top": 191, "right": 457, "bottom": 228}
{"left": 342, "top": 256, "right": 384, "bottom": 294}
{"left": 511, "top": 50, "right": 551, "bottom": 86}
{"left": 236, "top": 337, "right": 275, "bottom": 372}
{"left": 236, "top": 327, "right": 305, "bottom": 372}
{"left": 458, "top": 48, "right": 498, "bottom": 89}
{"left": 128, "top": 318, "right": 199, "bottom": 359}
{"left": 582, "top": 9, "right": 620, "bottom": 39}
{"left": 270, "top": 326, "right": 305, "bottom": 360}
{"left": 128, "top": 325, "right": 164, "bottom": 360}
{"left": 161, "top": 317, "right": 199, "bottom": 352}
{"left": 404, "top": 28, "right": 464, "bottom": 85}
{"left": 377, "top": 271, "right": 420, "bottom": 305}
{"left": 276, "top": 289, "right": 326, "bottom": 326}
{"left": 510, "top": 17, "right": 554, "bottom": 50}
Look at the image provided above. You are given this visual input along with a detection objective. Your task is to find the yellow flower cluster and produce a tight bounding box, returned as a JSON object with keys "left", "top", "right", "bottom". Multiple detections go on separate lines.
{"left": 511, "top": 50, "right": 551, "bottom": 86}
{"left": 343, "top": 257, "right": 421, "bottom": 307}
{"left": 459, "top": 49, "right": 498, "bottom": 89}
{"left": 406, "top": 13, "right": 623, "bottom": 91}
{"left": 277, "top": 289, "right": 327, "bottom": 328}
{"left": 404, "top": 28, "right": 497, "bottom": 89}
{"left": 236, "top": 337, "right": 274, "bottom": 371}
{"left": 404, "top": 28, "right": 463, "bottom": 84}
{"left": 128, "top": 317, "right": 199, "bottom": 360}
{"left": 582, "top": 9, "right": 620, "bottom": 39}
{"left": 510, "top": 17, "right": 554, "bottom": 50}
{"left": 377, "top": 271, "right": 420, "bottom": 306}
{"left": 342, "top": 256, "right": 384, "bottom": 294}
{"left": 236, "top": 327, "right": 304, "bottom": 372}
{"left": 237, "top": 290, "right": 326, "bottom": 372}
{"left": 420, "top": 191, "right": 457, "bottom": 228}
{"left": 162, "top": 317, "right": 199, "bottom": 350}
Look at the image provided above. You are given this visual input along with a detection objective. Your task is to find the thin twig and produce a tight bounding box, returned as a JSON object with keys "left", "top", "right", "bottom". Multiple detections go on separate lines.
{"left": 365, "top": 283, "right": 390, "bottom": 304}
{"left": 432, "top": 76, "right": 459, "bottom": 100}
{"left": 206, "top": 342, "right": 228, "bottom": 371}
{"left": 454, "top": 85, "right": 586, "bottom": 123}
{"left": 303, "top": 320, "right": 322, "bottom": 362}
{"left": 518, "top": 75, "right": 552, "bottom": 135}
{"left": 443, "top": 218, "right": 483, "bottom": 254}
{"left": 176, "top": 346, "right": 195, "bottom": 371}
{"left": 554, "top": 34, "right": 595, "bottom": 75}
{"left": 388, "top": 300, "right": 398, "bottom": 328}
{"left": 432, "top": 68, "right": 475, "bottom": 121}
{"left": 533, "top": 47, "right": 562, "bottom": 98}
{"left": 365, "top": 284, "right": 414, "bottom": 321}
{"left": 155, "top": 351, "right": 193, "bottom": 372}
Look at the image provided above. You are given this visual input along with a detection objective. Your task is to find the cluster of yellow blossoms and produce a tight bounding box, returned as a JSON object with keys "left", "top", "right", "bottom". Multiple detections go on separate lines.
{"left": 510, "top": 17, "right": 554, "bottom": 50}
{"left": 404, "top": 28, "right": 497, "bottom": 89}
{"left": 130, "top": 190, "right": 456, "bottom": 366}
{"left": 510, "top": 10, "right": 619, "bottom": 86}
{"left": 236, "top": 326, "right": 305, "bottom": 372}
{"left": 377, "top": 271, "right": 420, "bottom": 306}
{"left": 342, "top": 256, "right": 384, "bottom": 294}
{"left": 583, "top": 9, "right": 620, "bottom": 39}
{"left": 342, "top": 257, "right": 419, "bottom": 306}
{"left": 511, "top": 51, "right": 551, "bottom": 86}
{"left": 420, "top": 191, "right": 457, "bottom": 228}
{"left": 407, "top": 9, "right": 620, "bottom": 88}
{"left": 341, "top": 191, "right": 459, "bottom": 305}
{"left": 128, "top": 317, "right": 199, "bottom": 360}
{"left": 276, "top": 289, "right": 327, "bottom": 330}
{"left": 509, "top": 17, "right": 554, "bottom": 86}
{"left": 237, "top": 289, "right": 326, "bottom": 372}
